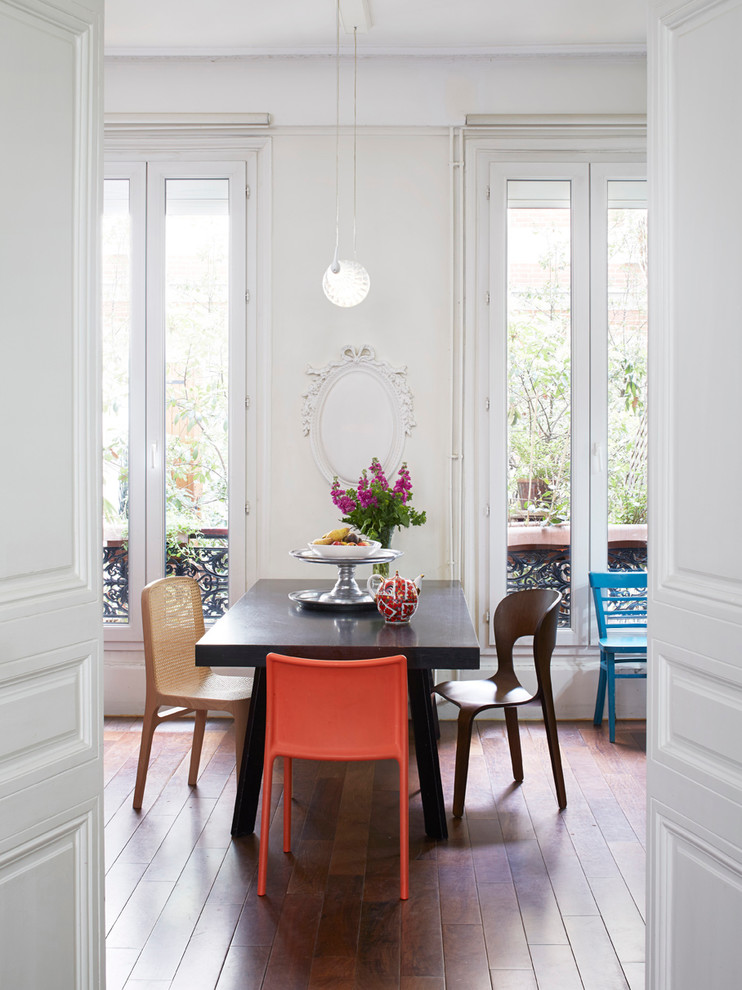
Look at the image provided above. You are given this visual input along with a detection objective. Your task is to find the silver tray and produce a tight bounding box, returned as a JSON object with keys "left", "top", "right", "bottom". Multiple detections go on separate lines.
{"left": 288, "top": 546, "right": 403, "bottom": 607}
{"left": 288, "top": 589, "right": 377, "bottom": 611}
{"left": 290, "top": 546, "right": 402, "bottom": 566}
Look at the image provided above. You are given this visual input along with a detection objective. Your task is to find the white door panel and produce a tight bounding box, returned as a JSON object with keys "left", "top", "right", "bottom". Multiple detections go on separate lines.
{"left": 648, "top": 0, "right": 742, "bottom": 985}
{"left": 0, "top": 0, "right": 104, "bottom": 986}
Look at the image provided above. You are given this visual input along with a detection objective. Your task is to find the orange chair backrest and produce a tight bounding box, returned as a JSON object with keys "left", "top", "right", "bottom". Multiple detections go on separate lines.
{"left": 265, "top": 653, "right": 408, "bottom": 762}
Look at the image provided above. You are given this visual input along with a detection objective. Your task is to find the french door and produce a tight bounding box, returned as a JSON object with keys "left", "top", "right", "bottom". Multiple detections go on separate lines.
{"left": 102, "top": 161, "right": 246, "bottom": 642}
{"left": 484, "top": 159, "right": 648, "bottom": 650}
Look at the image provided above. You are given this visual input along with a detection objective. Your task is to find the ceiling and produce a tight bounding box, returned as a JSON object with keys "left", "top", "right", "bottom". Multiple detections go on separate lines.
{"left": 104, "top": 0, "right": 648, "bottom": 56}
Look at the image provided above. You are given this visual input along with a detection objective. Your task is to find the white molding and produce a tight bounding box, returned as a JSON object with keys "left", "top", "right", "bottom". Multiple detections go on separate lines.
{"left": 0, "top": 807, "right": 101, "bottom": 989}
{"left": 302, "top": 344, "right": 416, "bottom": 487}
{"left": 0, "top": 645, "right": 95, "bottom": 790}
{"left": 466, "top": 113, "right": 647, "bottom": 134}
{"left": 105, "top": 111, "right": 270, "bottom": 134}
{"left": 650, "top": 803, "right": 742, "bottom": 989}
{"left": 0, "top": 0, "right": 101, "bottom": 617}
{"left": 104, "top": 43, "right": 647, "bottom": 62}
{"left": 649, "top": 1, "right": 742, "bottom": 624}
{"left": 656, "top": 643, "right": 742, "bottom": 801}
{"left": 104, "top": 114, "right": 273, "bottom": 153}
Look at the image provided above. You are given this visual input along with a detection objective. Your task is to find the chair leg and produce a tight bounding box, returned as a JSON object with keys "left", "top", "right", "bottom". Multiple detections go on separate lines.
{"left": 132, "top": 703, "right": 159, "bottom": 810}
{"left": 399, "top": 755, "right": 409, "bottom": 900}
{"left": 188, "top": 709, "right": 207, "bottom": 786}
{"left": 540, "top": 694, "right": 567, "bottom": 810}
{"left": 607, "top": 655, "right": 617, "bottom": 743}
{"left": 593, "top": 654, "right": 607, "bottom": 727}
{"left": 283, "top": 757, "right": 292, "bottom": 853}
{"left": 257, "top": 754, "right": 274, "bottom": 896}
{"left": 452, "top": 709, "right": 476, "bottom": 818}
{"left": 504, "top": 707, "right": 523, "bottom": 782}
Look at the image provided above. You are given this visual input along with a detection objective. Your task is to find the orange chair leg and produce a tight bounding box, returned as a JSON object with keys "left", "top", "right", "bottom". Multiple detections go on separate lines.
{"left": 133, "top": 703, "right": 158, "bottom": 810}
{"left": 504, "top": 707, "right": 524, "bottom": 782}
{"left": 399, "top": 757, "right": 409, "bottom": 900}
{"left": 283, "top": 757, "right": 292, "bottom": 853}
{"left": 188, "top": 710, "right": 207, "bottom": 786}
{"left": 257, "top": 754, "right": 274, "bottom": 896}
{"left": 453, "top": 708, "right": 476, "bottom": 818}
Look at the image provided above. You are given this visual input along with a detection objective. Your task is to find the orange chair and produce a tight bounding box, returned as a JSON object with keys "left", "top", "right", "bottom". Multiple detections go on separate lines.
{"left": 133, "top": 576, "right": 253, "bottom": 809}
{"left": 257, "top": 653, "right": 409, "bottom": 899}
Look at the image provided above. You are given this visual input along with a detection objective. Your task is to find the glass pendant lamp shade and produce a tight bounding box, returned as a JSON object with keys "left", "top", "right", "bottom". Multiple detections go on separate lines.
{"left": 323, "top": 258, "right": 370, "bottom": 307}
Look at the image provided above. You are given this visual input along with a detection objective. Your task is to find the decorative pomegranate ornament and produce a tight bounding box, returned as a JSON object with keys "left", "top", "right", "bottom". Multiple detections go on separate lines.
{"left": 367, "top": 571, "right": 424, "bottom": 624}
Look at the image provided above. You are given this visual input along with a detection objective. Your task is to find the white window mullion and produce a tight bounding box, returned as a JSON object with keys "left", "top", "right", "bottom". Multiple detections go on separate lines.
{"left": 144, "top": 163, "right": 168, "bottom": 583}
{"left": 589, "top": 163, "right": 612, "bottom": 577}
{"left": 486, "top": 164, "right": 510, "bottom": 646}
{"left": 589, "top": 162, "right": 648, "bottom": 644}
{"left": 569, "top": 165, "right": 591, "bottom": 645}
{"left": 226, "top": 162, "right": 247, "bottom": 606}
{"left": 489, "top": 162, "right": 589, "bottom": 648}
{"left": 103, "top": 161, "right": 146, "bottom": 644}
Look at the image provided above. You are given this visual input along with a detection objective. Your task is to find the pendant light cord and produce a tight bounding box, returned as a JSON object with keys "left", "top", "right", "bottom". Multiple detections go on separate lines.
{"left": 353, "top": 25, "right": 358, "bottom": 261}
{"left": 331, "top": 0, "right": 341, "bottom": 272}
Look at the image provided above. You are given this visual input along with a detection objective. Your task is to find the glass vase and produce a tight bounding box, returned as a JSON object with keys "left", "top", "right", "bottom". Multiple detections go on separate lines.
{"left": 372, "top": 525, "right": 395, "bottom": 578}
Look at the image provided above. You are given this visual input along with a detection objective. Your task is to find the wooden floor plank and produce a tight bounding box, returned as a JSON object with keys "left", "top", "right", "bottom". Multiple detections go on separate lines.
{"left": 214, "top": 945, "right": 271, "bottom": 990}
{"left": 441, "top": 923, "right": 492, "bottom": 990}
{"left": 105, "top": 946, "right": 139, "bottom": 990}
{"left": 104, "top": 716, "right": 647, "bottom": 990}
{"left": 529, "top": 943, "right": 583, "bottom": 989}
{"left": 588, "top": 876, "right": 647, "bottom": 965}
{"left": 478, "top": 880, "right": 532, "bottom": 971}
{"left": 565, "top": 915, "right": 630, "bottom": 989}
{"left": 400, "top": 861, "right": 443, "bottom": 979}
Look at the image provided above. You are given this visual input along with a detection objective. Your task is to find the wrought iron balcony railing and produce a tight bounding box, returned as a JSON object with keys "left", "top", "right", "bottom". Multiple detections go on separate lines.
{"left": 507, "top": 542, "right": 647, "bottom": 626}
{"left": 103, "top": 529, "right": 229, "bottom": 623}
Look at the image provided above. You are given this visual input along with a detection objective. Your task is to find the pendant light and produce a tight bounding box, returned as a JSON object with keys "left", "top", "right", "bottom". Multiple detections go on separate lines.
{"left": 322, "top": 1, "right": 370, "bottom": 307}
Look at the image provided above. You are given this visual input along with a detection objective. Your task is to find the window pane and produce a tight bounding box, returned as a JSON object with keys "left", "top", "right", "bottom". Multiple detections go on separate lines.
{"left": 606, "top": 181, "right": 648, "bottom": 572}
{"left": 164, "top": 178, "right": 230, "bottom": 619}
{"left": 102, "top": 178, "right": 131, "bottom": 623}
{"left": 506, "top": 180, "right": 572, "bottom": 624}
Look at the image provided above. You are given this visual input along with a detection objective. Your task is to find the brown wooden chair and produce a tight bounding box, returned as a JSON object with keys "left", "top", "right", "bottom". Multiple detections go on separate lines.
{"left": 434, "top": 588, "right": 565, "bottom": 815}
{"left": 133, "top": 576, "right": 253, "bottom": 809}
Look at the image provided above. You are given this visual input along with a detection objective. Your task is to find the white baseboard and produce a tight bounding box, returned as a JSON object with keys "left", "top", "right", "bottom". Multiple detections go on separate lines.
{"left": 105, "top": 649, "right": 647, "bottom": 721}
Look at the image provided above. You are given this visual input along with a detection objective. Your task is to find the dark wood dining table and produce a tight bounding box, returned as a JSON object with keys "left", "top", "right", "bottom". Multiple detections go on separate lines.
{"left": 195, "top": 578, "right": 480, "bottom": 840}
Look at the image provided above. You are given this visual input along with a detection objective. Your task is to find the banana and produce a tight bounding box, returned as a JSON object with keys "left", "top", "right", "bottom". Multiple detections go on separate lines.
{"left": 312, "top": 526, "right": 350, "bottom": 545}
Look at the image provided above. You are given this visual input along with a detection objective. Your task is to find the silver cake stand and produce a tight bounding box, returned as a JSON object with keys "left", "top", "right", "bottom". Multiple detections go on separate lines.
{"left": 288, "top": 546, "right": 403, "bottom": 610}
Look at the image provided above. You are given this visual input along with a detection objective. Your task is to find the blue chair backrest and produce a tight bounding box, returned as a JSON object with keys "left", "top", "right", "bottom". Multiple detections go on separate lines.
{"left": 589, "top": 571, "right": 647, "bottom": 639}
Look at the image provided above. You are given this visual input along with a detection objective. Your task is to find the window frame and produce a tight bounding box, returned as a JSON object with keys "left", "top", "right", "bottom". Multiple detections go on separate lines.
{"left": 103, "top": 126, "right": 269, "bottom": 649}
{"left": 462, "top": 121, "right": 646, "bottom": 662}
{"left": 487, "top": 161, "right": 591, "bottom": 648}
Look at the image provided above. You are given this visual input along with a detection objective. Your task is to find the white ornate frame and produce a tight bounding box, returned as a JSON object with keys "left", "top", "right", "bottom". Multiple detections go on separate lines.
{"left": 302, "top": 344, "right": 416, "bottom": 486}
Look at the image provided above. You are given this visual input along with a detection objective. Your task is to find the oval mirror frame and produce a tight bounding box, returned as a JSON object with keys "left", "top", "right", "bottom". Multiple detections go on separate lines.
{"left": 302, "top": 344, "right": 416, "bottom": 486}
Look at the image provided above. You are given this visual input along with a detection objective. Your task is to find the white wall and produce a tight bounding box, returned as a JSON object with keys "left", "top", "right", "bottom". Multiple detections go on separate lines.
{"left": 105, "top": 54, "right": 646, "bottom": 124}
{"left": 104, "top": 52, "right": 648, "bottom": 716}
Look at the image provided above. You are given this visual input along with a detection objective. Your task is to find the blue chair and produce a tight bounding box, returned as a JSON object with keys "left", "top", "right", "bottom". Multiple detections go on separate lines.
{"left": 589, "top": 571, "right": 647, "bottom": 742}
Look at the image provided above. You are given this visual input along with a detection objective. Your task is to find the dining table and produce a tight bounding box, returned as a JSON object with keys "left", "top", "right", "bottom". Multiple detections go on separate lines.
{"left": 195, "top": 578, "right": 480, "bottom": 840}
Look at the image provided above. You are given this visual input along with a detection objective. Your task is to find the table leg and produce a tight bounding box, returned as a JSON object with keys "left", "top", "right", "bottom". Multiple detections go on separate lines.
{"left": 408, "top": 669, "right": 448, "bottom": 840}
{"left": 231, "top": 666, "right": 266, "bottom": 837}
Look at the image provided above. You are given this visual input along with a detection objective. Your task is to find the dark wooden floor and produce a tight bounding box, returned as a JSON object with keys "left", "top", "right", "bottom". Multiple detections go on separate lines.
{"left": 104, "top": 715, "right": 646, "bottom": 990}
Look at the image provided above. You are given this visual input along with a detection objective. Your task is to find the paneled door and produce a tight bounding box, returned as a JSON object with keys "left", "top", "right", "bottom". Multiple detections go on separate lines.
{"left": 648, "top": 0, "right": 742, "bottom": 985}
{"left": 0, "top": 0, "right": 104, "bottom": 987}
